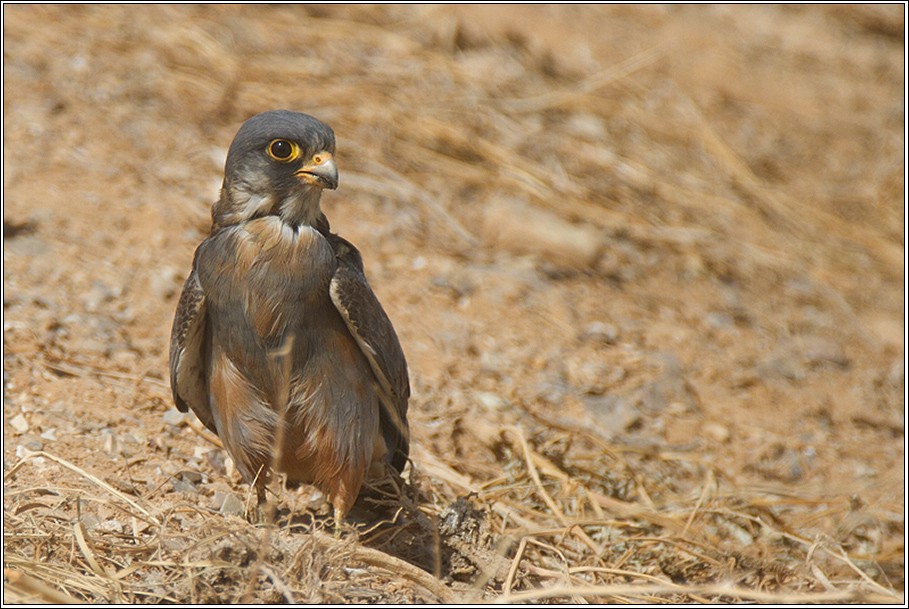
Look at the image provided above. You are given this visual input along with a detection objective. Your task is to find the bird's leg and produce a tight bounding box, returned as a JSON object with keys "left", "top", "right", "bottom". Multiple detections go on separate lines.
{"left": 253, "top": 467, "right": 270, "bottom": 524}
{"left": 333, "top": 506, "right": 344, "bottom": 537}
{"left": 255, "top": 486, "right": 266, "bottom": 524}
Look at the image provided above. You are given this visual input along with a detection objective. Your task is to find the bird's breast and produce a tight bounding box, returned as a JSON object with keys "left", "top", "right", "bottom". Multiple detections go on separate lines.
{"left": 233, "top": 216, "right": 332, "bottom": 274}
{"left": 198, "top": 217, "right": 338, "bottom": 350}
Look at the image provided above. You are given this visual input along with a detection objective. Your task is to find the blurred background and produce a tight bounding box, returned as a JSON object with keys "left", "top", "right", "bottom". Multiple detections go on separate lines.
{"left": 3, "top": 4, "right": 904, "bottom": 603}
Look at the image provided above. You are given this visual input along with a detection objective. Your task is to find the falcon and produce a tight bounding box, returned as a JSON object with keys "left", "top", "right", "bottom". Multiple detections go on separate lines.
{"left": 168, "top": 110, "right": 410, "bottom": 523}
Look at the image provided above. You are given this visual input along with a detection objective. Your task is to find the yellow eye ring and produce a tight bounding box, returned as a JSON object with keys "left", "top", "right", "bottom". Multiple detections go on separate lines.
{"left": 267, "top": 139, "right": 301, "bottom": 163}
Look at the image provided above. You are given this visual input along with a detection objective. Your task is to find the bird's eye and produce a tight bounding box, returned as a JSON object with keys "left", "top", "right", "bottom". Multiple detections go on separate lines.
{"left": 267, "top": 139, "right": 300, "bottom": 162}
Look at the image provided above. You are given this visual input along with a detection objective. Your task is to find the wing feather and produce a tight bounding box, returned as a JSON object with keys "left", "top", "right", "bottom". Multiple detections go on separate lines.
{"left": 327, "top": 234, "right": 410, "bottom": 472}
{"left": 168, "top": 268, "right": 216, "bottom": 433}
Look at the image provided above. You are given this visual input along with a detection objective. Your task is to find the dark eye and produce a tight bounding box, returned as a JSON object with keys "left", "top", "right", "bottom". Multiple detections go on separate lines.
{"left": 267, "top": 139, "right": 297, "bottom": 161}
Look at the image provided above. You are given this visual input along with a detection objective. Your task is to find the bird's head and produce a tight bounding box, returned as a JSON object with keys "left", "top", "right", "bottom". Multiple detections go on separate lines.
{"left": 213, "top": 110, "right": 339, "bottom": 228}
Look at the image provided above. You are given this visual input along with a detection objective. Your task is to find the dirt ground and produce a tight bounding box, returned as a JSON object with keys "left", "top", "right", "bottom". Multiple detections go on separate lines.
{"left": 3, "top": 4, "right": 904, "bottom": 603}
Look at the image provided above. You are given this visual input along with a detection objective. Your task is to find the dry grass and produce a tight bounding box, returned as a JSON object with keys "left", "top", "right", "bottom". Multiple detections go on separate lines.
{"left": 4, "top": 433, "right": 900, "bottom": 603}
{"left": 3, "top": 4, "right": 904, "bottom": 604}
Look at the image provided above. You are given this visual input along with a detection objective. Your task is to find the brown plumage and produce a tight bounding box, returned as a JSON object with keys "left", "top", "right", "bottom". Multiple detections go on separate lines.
{"left": 169, "top": 110, "right": 409, "bottom": 521}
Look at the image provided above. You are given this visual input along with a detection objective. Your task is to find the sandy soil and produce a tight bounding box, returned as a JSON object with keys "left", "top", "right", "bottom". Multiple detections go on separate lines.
{"left": 3, "top": 4, "right": 904, "bottom": 603}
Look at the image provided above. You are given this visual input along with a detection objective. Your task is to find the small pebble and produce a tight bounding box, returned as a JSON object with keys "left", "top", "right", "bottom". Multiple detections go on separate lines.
{"left": 10, "top": 413, "right": 29, "bottom": 434}
{"left": 580, "top": 321, "right": 619, "bottom": 344}
{"left": 888, "top": 358, "right": 904, "bottom": 385}
{"left": 584, "top": 394, "right": 639, "bottom": 438}
{"left": 205, "top": 449, "right": 226, "bottom": 474}
{"left": 158, "top": 460, "right": 180, "bottom": 477}
{"left": 81, "top": 280, "right": 120, "bottom": 312}
{"left": 102, "top": 429, "right": 119, "bottom": 455}
{"left": 219, "top": 492, "right": 245, "bottom": 517}
{"left": 109, "top": 349, "right": 139, "bottom": 369}
{"left": 149, "top": 266, "right": 180, "bottom": 301}
{"left": 15, "top": 445, "right": 39, "bottom": 459}
{"left": 171, "top": 478, "right": 197, "bottom": 495}
{"left": 704, "top": 312, "right": 734, "bottom": 330}
{"left": 566, "top": 359, "right": 611, "bottom": 395}
{"left": 801, "top": 337, "right": 849, "bottom": 368}
{"left": 703, "top": 422, "right": 730, "bottom": 443}
{"left": 476, "top": 392, "right": 505, "bottom": 411}
{"left": 162, "top": 409, "right": 186, "bottom": 426}
{"left": 482, "top": 196, "right": 603, "bottom": 269}
{"left": 22, "top": 436, "right": 44, "bottom": 452}
{"left": 565, "top": 112, "right": 607, "bottom": 140}
{"left": 178, "top": 470, "right": 203, "bottom": 484}
{"left": 97, "top": 519, "right": 124, "bottom": 533}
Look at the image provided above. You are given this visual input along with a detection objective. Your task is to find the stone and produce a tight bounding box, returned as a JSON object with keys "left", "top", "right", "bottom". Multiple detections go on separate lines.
{"left": 10, "top": 413, "right": 29, "bottom": 434}
{"left": 162, "top": 409, "right": 186, "bottom": 426}
{"left": 482, "top": 196, "right": 602, "bottom": 269}
{"left": 218, "top": 492, "right": 245, "bottom": 517}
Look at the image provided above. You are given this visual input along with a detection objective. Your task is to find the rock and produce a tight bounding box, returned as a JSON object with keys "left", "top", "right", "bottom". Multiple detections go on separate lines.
{"left": 579, "top": 321, "right": 619, "bottom": 344}
{"left": 109, "top": 349, "right": 139, "bottom": 369}
{"left": 162, "top": 409, "right": 186, "bottom": 426}
{"left": 149, "top": 266, "right": 181, "bottom": 301}
{"left": 218, "top": 492, "right": 245, "bottom": 517}
{"left": 565, "top": 112, "right": 607, "bottom": 141}
{"left": 178, "top": 470, "right": 204, "bottom": 484}
{"left": 97, "top": 519, "right": 124, "bottom": 533}
{"left": 81, "top": 280, "right": 120, "bottom": 312}
{"left": 566, "top": 359, "right": 612, "bottom": 395}
{"left": 482, "top": 196, "right": 603, "bottom": 268}
{"left": 158, "top": 461, "right": 180, "bottom": 477}
{"left": 19, "top": 435, "right": 44, "bottom": 452}
{"left": 475, "top": 391, "right": 506, "bottom": 411}
{"left": 758, "top": 336, "right": 850, "bottom": 381}
{"left": 800, "top": 337, "right": 849, "bottom": 369}
{"left": 531, "top": 379, "right": 570, "bottom": 406}
{"left": 10, "top": 413, "right": 29, "bottom": 434}
{"left": 704, "top": 312, "right": 734, "bottom": 330}
{"left": 640, "top": 353, "right": 696, "bottom": 414}
{"left": 171, "top": 478, "right": 197, "bottom": 495}
{"left": 204, "top": 449, "right": 227, "bottom": 475}
{"left": 888, "top": 358, "right": 904, "bottom": 385}
{"left": 102, "top": 429, "right": 118, "bottom": 455}
{"left": 703, "top": 422, "right": 730, "bottom": 443}
{"left": 584, "top": 394, "right": 640, "bottom": 439}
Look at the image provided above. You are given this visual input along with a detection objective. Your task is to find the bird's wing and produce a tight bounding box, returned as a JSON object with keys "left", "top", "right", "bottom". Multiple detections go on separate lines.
{"left": 169, "top": 267, "right": 217, "bottom": 433}
{"left": 328, "top": 234, "right": 410, "bottom": 472}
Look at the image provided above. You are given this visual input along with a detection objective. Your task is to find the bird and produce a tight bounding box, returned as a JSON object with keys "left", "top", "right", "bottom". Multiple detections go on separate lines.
{"left": 168, "top": 110, "right": 410, "bottom": 523}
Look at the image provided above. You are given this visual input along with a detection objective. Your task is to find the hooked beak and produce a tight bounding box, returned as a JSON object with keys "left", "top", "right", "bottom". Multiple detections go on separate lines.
{"left": 295, "top": 152, "right": 339, "bottom": 190}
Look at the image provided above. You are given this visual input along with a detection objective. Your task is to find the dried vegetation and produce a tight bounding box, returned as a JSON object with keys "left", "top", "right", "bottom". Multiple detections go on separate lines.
{"left": 3, "top": 4, "right": 905, "bottom": 603}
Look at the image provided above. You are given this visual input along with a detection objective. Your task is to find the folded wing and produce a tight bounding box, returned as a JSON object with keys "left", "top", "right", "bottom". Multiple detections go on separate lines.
{"left": 169, "top": 268, "right": 217, "bottom": 433}
{"left": 327, "top": 234, "right": 410, "bottom": 472}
